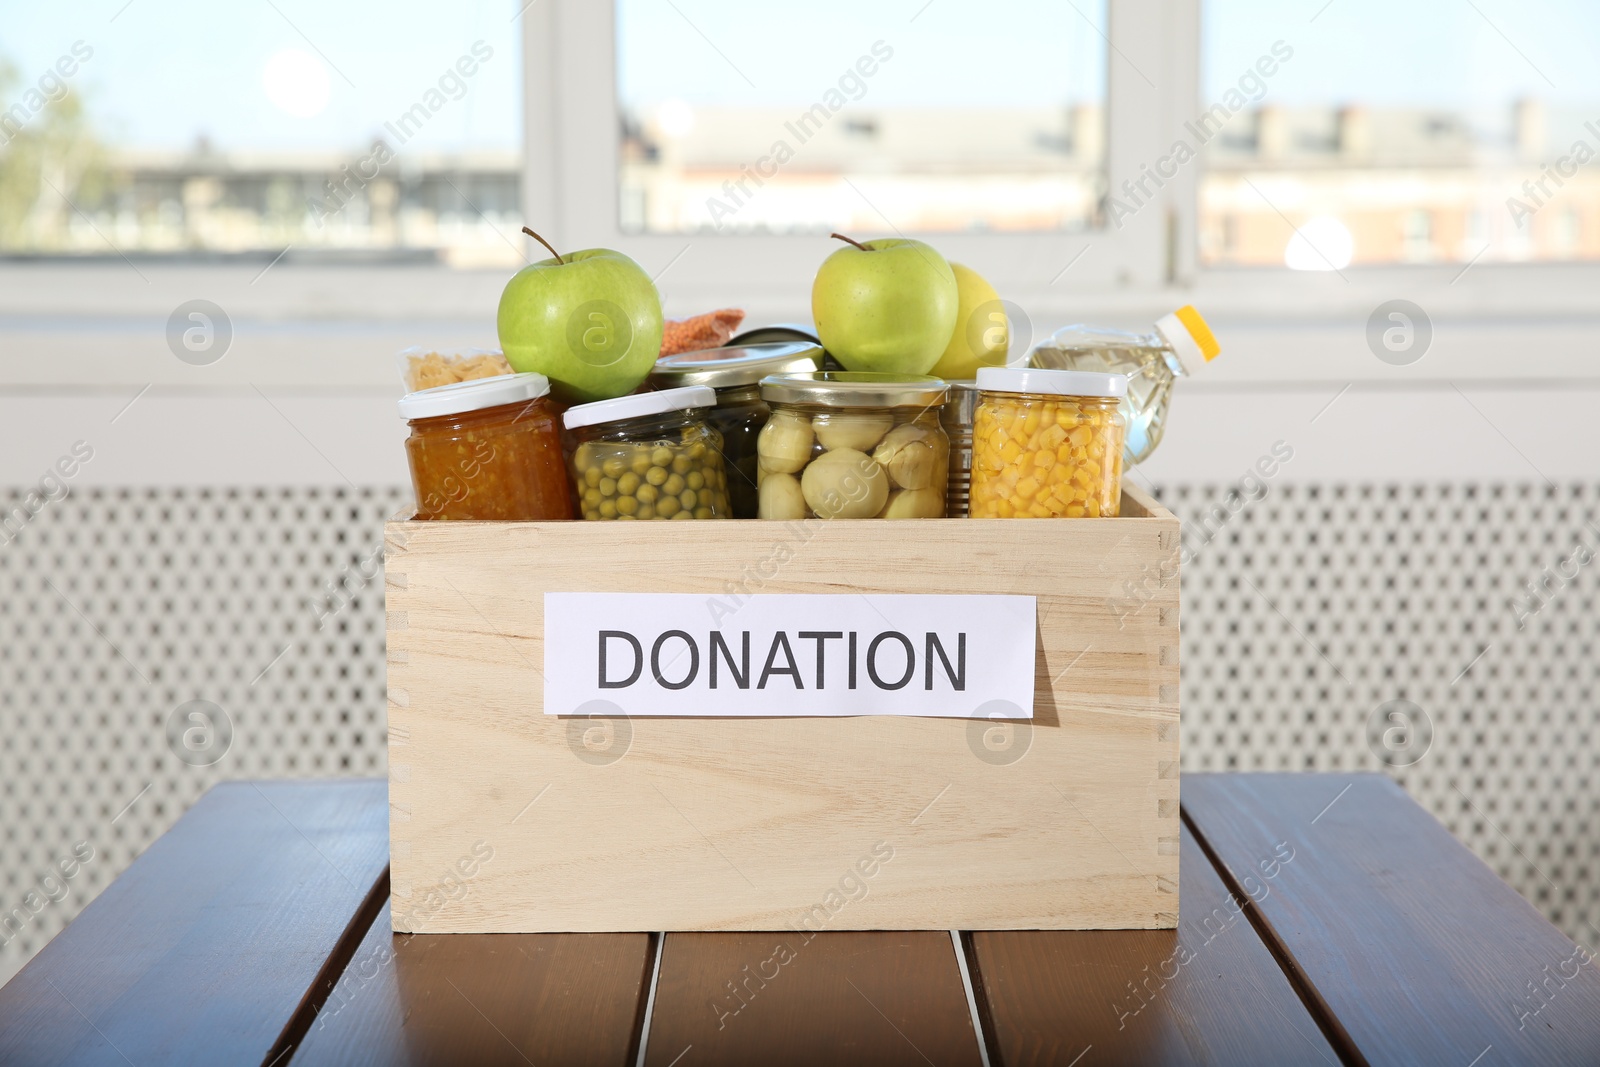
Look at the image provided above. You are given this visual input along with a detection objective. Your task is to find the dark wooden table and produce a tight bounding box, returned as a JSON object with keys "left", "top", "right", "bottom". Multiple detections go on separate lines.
{"left": 3, "top": 773, "right": 1597, "bottom": 1066}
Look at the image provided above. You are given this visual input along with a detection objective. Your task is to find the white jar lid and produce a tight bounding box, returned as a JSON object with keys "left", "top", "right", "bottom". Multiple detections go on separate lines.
{"left": 976, "top": 366, "right": 1128, "bottom": 399}
{"left": 398, "top": 372, "right": 551, "bottom": 420}
{"left": 562, "top": 385, "right": 717, "bottom": 430}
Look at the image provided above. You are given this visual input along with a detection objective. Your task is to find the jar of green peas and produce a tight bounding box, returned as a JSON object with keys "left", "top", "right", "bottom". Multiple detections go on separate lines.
{"left": 561, "top": 386, "right": 732, "bottom": 521}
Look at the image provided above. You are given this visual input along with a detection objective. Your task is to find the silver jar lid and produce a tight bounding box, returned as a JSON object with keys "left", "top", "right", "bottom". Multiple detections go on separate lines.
{"left": 759, "top": 371, "right": 949, "bottom": 408}
{"left": 651, "top": 342, "right": 822, "bottom": 390}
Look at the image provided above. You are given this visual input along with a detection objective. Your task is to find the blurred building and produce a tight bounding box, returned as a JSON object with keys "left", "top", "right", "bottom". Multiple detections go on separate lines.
{"left": 616, "top": 97, "right": 1600, "bottom": 265}
{"left": 1, "top": 143, "right": 523, "bottom": 267}
{"left": 618, "top": 104, "right": 1108, "bottom": 234}
{"left": 1200, "top": 99, "right": 1600, "bottom": 266}
{"left": 2, "top": 100, "right": 1596, "bottom": 266}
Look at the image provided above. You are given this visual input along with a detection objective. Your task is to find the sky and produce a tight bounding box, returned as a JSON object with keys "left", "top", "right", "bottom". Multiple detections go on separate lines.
{"left": 0, "top": 0, "right": 522, "bottom": 152}
{"left": 1205, "top": 0, "right": 1600, "bottom": 108}
{"left": 614, "top": 0, "right": 1108, "bottom": 109}
{"left": 0, "top": 0, "right": 1596, "bottom": 154}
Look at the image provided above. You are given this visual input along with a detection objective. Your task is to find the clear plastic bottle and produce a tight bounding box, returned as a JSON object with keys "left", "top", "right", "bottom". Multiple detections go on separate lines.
{"left": 1028, "top": 306, "right": 1219, "bottom": 466}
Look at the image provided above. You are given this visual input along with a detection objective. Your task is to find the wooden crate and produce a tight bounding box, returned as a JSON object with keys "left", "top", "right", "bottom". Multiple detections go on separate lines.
{"left": 384, "top": 484, "right": 1180, "bottom": 932}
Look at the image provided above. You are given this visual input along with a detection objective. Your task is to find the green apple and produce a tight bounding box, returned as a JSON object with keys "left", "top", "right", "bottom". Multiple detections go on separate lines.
{"left": 811, "top": 234, "right": 958, "bottom": 376}
{"left": 930, "top": 262, "right": 1008, "bottom": 380}
{"left": 497, "top": 229, "right": 664, "bottom": 403}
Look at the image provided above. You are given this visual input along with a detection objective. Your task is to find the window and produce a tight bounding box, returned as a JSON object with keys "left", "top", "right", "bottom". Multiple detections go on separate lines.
{"left": 530, "top": 0, "right": 1182, "bottom": 303}
{"left": 5, "top": 0, "right": 1596, "bottom": 384}
{"left": 613, "top": 0, "right": 1108, "bottom": 235}
{"left": 1200, "top": 0, "right": 1600, "bottom": 268}
{"left": 0, "top": 1, "right": 521, "bottom": 266}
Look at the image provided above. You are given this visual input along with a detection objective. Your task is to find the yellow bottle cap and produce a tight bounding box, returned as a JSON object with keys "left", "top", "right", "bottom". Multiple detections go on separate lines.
{"left": 1155, "top": 306, "right": 1220, "bottom": 373}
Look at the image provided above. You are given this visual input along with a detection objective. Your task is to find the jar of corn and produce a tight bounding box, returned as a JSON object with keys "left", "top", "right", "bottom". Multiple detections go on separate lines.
{"left": 969, "top": 368, "right": 1128, "bottom": 518}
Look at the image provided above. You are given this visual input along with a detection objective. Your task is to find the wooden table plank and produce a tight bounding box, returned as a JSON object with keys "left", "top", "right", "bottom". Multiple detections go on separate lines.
{"left": 0, "top": 779, "right": 388, "bottom": 1067}
{"left": 971, "top": 821, "right": 1339, "bottom": 1066}
{"left": 288, "top": 902, "right": 653, "bottom": 1066}
{"left": 644, "top": 931, "right": 982, "bottom": 1066}
{"left": 1184, "top": 772, "right": 1600, "bottom": 1067}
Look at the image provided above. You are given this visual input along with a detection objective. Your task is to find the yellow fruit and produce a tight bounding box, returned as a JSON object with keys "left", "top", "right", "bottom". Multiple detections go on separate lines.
{"left": 929, "top": 263, "right": 1007, "bottom": 380}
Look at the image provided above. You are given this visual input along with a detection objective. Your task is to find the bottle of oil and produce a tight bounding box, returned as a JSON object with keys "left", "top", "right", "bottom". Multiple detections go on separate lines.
{"left": 1028, "top": 306, "right": 1218, "bottom": 466}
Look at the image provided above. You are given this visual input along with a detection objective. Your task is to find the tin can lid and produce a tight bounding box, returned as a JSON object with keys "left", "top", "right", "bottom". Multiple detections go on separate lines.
{"left": 759, "top": 371, "right": 949, "bottom": 409}
{"left": 650, "top": 341, "right": 823, "bottom": 389}
{"left": 976, "top": 367, "right": 1128, "bottom": 399}
{"left": 940, "top": 379, "right": 982, "bottom": 426}
{"left": 398, "top": 372, "right": 550, "bottom": 420}
{"left": 562, "top": 385, "right": 717, "bottom": 430}
{"left": 725, "top": 323, "right": 821, "bottom": 347}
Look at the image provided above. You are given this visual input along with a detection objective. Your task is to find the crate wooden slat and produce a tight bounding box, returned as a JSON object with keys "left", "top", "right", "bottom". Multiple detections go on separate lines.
{"left": 384, "top": 484, "right": 1179, "bottom": 932}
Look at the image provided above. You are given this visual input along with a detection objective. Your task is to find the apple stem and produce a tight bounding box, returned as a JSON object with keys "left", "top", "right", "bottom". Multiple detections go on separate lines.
{"left": 522, "top": 226, "right": 564, "bottom": 265}
{"left": 830, "top": 232, "right": 871, "bottom": 252}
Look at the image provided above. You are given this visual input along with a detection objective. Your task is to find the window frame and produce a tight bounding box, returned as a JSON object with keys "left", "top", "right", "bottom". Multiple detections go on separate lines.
{"left": 521, "top": 0, "right": 1198, "bottom": 304}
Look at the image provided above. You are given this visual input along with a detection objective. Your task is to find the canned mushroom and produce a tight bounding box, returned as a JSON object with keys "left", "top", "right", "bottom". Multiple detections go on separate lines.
{"left": 755, "top": 372, "right": 950, "bottom": 520}
{"left": 562, "top": 386, "right": 731, "bottom": 520}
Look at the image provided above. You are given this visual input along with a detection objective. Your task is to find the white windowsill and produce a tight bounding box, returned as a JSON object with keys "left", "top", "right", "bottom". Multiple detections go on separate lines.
{"left": 1, "top": 260, "right": 1597, "bottom": 388}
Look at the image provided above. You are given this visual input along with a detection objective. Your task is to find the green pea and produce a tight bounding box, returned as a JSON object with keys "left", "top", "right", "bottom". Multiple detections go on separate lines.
{"left": 650, "top": 446, "right": 674, "bottom": 467}
{"left": 616, "top": 496, "right": 638, "bottom": 516}
{"left": 599, "top": 477, "right": 617, "bottom": 497}
{"left": 671, "top": 453, "right": 692, "bottom": 474}
{"left": 602, "top": 456, "right": 626, "bottom": 478}
{"left": 630, "top": 451, "right": 652, "bottom": 475}
{"left": 636, "top": 483, "right": 659, "bottom": 504}
{"left": 599, "top": 499, "right": 617, "bottom": 518}
{"left": 646, "top": 466, "right": 668, "bottom": 487}
{"left": 687, "top": 470, "right": 704, "bottom": 490}
{"left": 618, "top": 472, "right": 640, "bottom": 495}
{"left": 637, "top": 503, "right": 656, "bottom": 520}
{"left": 679, "top": 489, "right": 697, "bottom": 510}
{"left": 663, "top": 473, "right": 685, "bottom": 496}
{"left": 657, "top": 496, "right": 681, "bottom": 518}
{"left": 693, "top": 506, "right": 713, "bottom": 519}
{"left": 584, "top": 467, "right": 601, "bottom": 487}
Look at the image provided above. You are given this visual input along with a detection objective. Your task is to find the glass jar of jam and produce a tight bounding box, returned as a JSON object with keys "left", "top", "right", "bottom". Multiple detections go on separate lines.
{"left": 755, "top": 372, "right": 950, "bottom": 520}
{"left": 969, "top": 367, "right": 1127, "bottom": 518}
{"left": 399, "top": 372, "right": 573, "bottom": 521}
{"left": 650, "top": 341, "right": 822, "bottom": 518}
{"left": 563, "top": 386, "right": 732, "bottom": 520}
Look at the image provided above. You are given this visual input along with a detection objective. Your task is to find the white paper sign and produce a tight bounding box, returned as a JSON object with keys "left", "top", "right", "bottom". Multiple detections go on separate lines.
{"left": 543, "top": 592, "right": 1036, "bottom": 718}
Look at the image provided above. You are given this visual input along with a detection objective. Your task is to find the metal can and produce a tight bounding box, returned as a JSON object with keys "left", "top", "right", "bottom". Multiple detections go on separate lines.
{"left": 939, "top": 380, "right": 979, "bottom": 518}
